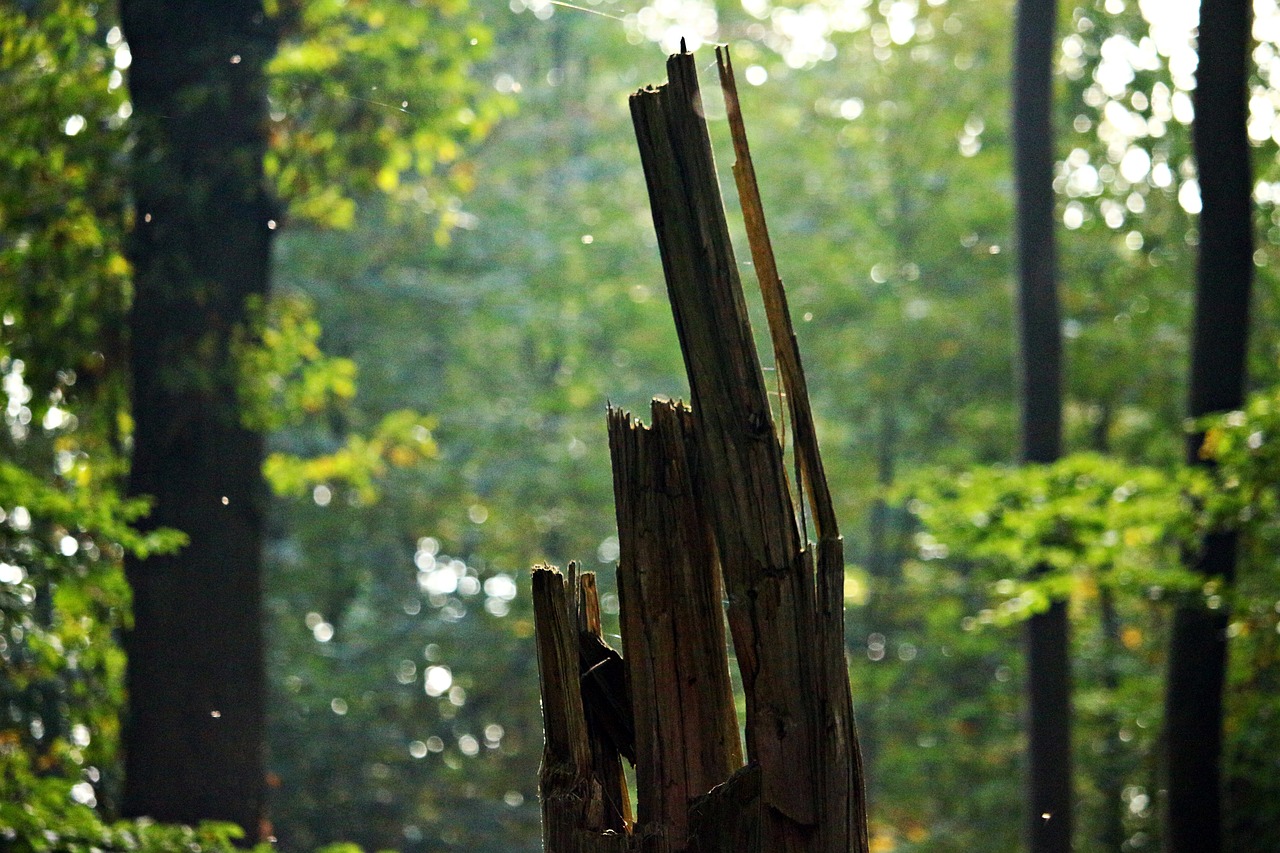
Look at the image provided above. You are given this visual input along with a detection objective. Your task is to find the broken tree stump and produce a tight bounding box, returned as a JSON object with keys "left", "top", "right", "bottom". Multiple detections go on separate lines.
{"left": 532, "top": 46, "right": 869, "bottom": 853}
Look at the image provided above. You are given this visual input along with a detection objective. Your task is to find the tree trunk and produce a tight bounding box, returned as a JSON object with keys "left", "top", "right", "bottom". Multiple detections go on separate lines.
{"left": 1096, "top": 589, "right": 1127, "bottom": 853}
{"left": 1012, "top": 0, "right": 1071, "bottom": 851}
{"left": 1164, "top": 1, "right": 1254, "bottom": 849}
{"left": 532, "top": 48, "right": 868, "bottom": 853}
{"left": 119, "top": 0, "right": 276, "bottom": 838}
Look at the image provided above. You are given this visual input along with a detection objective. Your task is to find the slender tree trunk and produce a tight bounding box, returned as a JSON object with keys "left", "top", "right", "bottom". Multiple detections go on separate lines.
{"left": 1164, "top": 1, "right": 1253, "bottom": 850}
{"left": 866, "top": 403, "right": 898, "bottom": 580}
{"left": 1097, "top": 588, "right": 1127, "bottom": 852}
{"left": 1013, "top": 1, "right": 1070, "bottom": 851}
{"left": 119, "top": 0, "right": 277, "bottom": 838}
{"left": 1087, "top": 410, "right": 1128, "bottom": 852}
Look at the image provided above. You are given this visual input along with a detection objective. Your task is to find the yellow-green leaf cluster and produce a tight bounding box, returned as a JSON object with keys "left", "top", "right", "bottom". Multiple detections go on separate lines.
{"left": 232, "top": 293, "right": 359, "bottom": 432}
{"left": 263, "top": 409, "right": 438, "bottom": 502}
{"left": 264, "top": 0, "right": 510, "bottom": 228}
{"left": 903, "top": 453, "right": 1205, "bottom": 623}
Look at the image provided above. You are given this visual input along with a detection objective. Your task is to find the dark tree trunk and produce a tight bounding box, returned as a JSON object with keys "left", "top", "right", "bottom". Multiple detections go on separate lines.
{"left": 1164, "top": 1, "right": 1254, "bottom": 850}
{"left": 1022, "top": 601, "right": 1071, "bottom": 853}
{"left": 866, "top": 403, "right": 898, "bottom": 580}
{"left": 119, "top": 0, "right": 277, "bottom": 838}
{"left": 1096, "top": 589, "right": 1127, "bottom": 853}
{"left": 1088, "top": 411, "right": 1130, "bottom": 851}
{"left": 1012, "top": 0, "right": 1070, "bottom": 851}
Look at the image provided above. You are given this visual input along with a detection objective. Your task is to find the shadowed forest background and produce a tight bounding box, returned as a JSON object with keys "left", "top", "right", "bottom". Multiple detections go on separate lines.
{"left": 3, "top": 0, "right": 1280, "bottom": 851}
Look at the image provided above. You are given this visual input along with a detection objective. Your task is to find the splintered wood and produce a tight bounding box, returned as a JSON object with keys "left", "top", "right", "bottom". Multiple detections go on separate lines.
{"left": 532, "top": 47, "right": 870, "bottom": 853}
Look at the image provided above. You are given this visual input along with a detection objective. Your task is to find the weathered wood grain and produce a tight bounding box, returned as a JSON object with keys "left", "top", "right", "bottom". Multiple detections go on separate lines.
{"left": 609, "top": 399, "right": 743, "bottom": 850}
{"left": 534, "top": 567, "right": 634, "bottom": 852}
{"left": 576, "top": 571, "right": 633, "bottom": 833}
{"left": 630, "top": 47, "right": 868, "bottom": 852}
{"left": 534, "top": 45, "right": 867, "bottom": 853}
{"left": 717, "top": 46, "right": 870, "bottom": 853}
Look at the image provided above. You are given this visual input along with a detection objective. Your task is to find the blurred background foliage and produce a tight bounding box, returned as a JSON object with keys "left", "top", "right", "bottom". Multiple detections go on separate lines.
{"left": 3, "top": 0, "right": 1280, "bottom": 851}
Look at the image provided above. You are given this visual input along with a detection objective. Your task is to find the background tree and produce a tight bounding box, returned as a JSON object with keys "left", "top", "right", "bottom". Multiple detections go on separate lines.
{"left": 1164, "top": 0, "right": 1255, "bottom": 850}
{"left": 1012, "top": 1, "right": 1071, "bottom": 851}
{"left": 118, "top": 0, "right": 498, "bottom": 838}
{"left": 118, "top": 0, "right": 280, "bottom": 834}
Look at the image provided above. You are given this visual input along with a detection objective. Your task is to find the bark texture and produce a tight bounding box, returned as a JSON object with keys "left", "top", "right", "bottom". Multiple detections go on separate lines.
{"left": 534, "top": 567, "right": 632, "bottom": 853}
{"left": 610, "top": 402, "right": 741, "bottom": 849}
{"left": 119, "top": 0, "right": 276, "bottom": 836}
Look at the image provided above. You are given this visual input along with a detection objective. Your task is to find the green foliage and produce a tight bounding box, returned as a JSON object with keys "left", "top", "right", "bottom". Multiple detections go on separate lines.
{"left": 0, "top": 0, "right": 132, "bottom": 421}
{"left": 0, "top": 743, "right": 380, "bottom": 852}
{"left": 895, "top": 400, "right": 1280, "bottom": 851}
{"left": 1, "top": 747, "right": 254, "bottom": 853}
{"left": 904, "top": 453, "right": 1206, "bottom": 619}
{"left": 232, "top": 292, "right": 439, "bottom": 502}
{"left": 0, "top": 423, "right": 184, "bottom": 839}
{"left": 265, "top": 0, "right": 511, "bottom": 229}
{"left": 0, "top": 364, "right": 186, "bottom": 837}
{"left": 1199, "top": 383, "right": 1280, "bottom": 850}
{"left": 1, "top": 0, "right": 146, "bottom": 832}
{"left": 263, "top": 409, "right": 439, "bottom": 503}
{"left": 3, "top": 0, "right": 495, "bottom": 847}
{"left": 893, "top": 452, "right": 1208, "bottom": 850}
{"left": 234, "top": 293, "right": 360, "bottom": 433}
{"left": 0, "top": 462, "right": 185, "bottom": 562}
{"left": 1202, "top": 383, "right": 1280, "bottom": 542}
